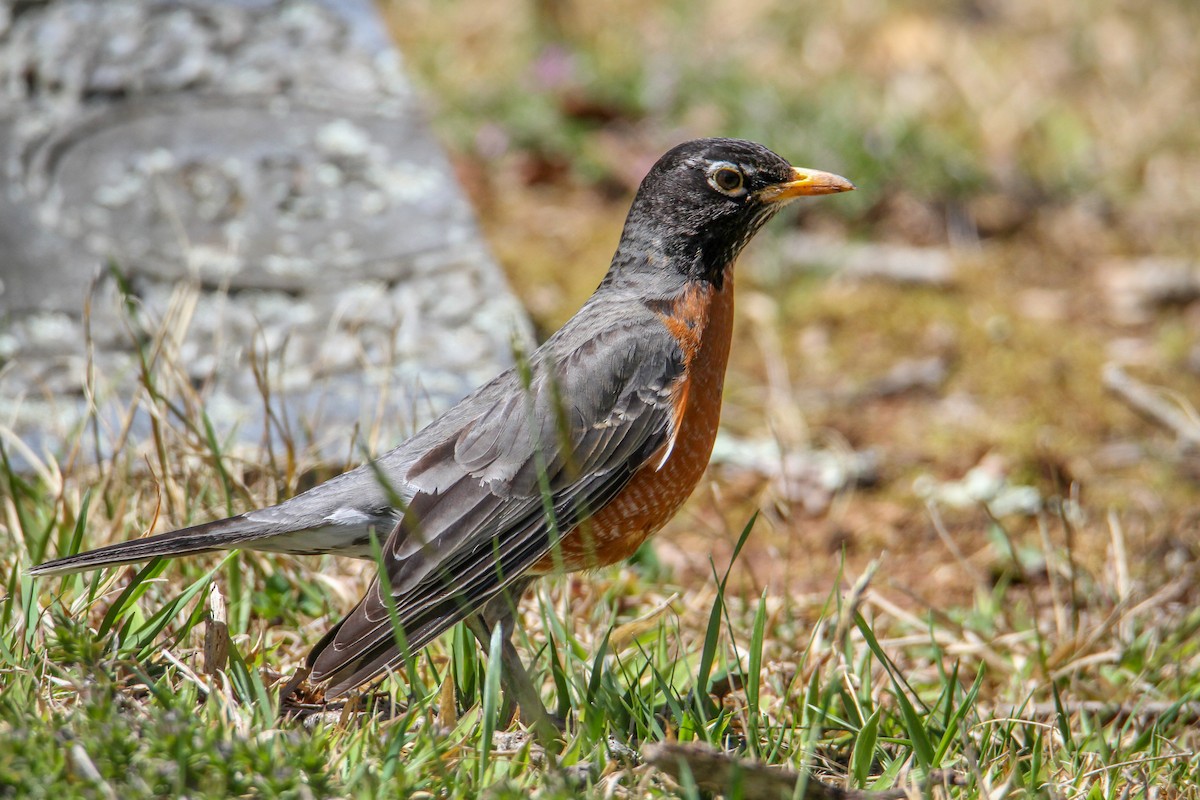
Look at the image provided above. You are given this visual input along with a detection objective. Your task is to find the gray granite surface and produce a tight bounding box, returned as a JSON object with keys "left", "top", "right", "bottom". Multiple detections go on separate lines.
{"left": 0, "top": 0, "right": 529, "bottom": 466}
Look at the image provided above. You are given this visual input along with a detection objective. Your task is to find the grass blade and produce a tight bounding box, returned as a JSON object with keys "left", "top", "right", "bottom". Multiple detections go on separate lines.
{"left": 745, "top": 589, "right": 768, "bottom": 748}
{"left": 855, "top": 613, "right": 934, "bottom": 772}
{"left": 121, "top": 552, "right": 235, "bottom": 655}
{"left": 97, "top": 557, "right": 168, "bottom": 638}
{"left": 693, "top": 582, "right": 724, "bottom": 721}
{"left": 850, "top": 707, "right": 881, "bottom": 788}
{"left": 227, "top": 636, "right": 276, "bottom": 724}
{"left": 932, "top": 663, "right": 986, "bottom": 767}
{"left": 478, "top": 623, "right": 504, "bottom": 786}
{"left": 695, "top": 514, "right": 759, "bottom": 722}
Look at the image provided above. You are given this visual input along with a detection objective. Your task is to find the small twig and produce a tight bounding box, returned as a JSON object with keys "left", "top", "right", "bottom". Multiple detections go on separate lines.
{"left": 1103, "top": 363, "right": 1200, "bottom": 449}
{"left": 925, "top": 500, "right": 990, "bottom": 595}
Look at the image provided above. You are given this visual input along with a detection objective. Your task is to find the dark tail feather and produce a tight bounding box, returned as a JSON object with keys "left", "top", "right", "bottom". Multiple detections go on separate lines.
{"left": 28, "top": 515, "right": 271, "bottom": 577}
{"left": 307, "top": 606, "right": 450, "bottom": 699}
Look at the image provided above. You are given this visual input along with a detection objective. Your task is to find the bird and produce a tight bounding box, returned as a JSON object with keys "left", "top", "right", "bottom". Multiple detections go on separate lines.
{"left": 30, "top": 138, "right": 853, "bottom": 735}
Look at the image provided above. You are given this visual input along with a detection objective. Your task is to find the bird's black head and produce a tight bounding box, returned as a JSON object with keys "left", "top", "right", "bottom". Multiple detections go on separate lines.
{"left": 608, "top": 138, "right": 853, "bottom": 291}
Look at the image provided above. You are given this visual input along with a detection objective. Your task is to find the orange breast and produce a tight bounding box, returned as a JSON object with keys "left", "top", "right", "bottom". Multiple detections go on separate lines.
{"left": 532, "top": 269, "right": 735, "bottom": 574}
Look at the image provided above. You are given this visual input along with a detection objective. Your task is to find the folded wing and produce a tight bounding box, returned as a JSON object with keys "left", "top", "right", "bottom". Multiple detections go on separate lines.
{"left": 308, "top": 312, "right": 683, "bottom": 695}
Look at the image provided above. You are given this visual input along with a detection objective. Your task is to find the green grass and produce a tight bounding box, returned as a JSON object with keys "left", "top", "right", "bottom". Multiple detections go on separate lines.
{"left": 3, "top": 408, "right": 1199, "bottom": 796}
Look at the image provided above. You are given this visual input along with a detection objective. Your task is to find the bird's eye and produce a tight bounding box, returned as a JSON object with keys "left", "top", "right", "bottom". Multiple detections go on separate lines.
{"left": 708, "top": 165, "right": 745, "bottom": 196}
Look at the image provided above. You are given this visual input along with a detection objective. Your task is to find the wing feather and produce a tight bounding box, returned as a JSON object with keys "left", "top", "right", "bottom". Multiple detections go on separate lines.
{"left": 308, "top": 312, "right": 684, "bottom": 694}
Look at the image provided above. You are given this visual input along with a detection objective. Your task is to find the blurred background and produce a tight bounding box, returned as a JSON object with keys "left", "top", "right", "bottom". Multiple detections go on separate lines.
{"left": 380, "top": 0, "right": 1200, "bottom": 599}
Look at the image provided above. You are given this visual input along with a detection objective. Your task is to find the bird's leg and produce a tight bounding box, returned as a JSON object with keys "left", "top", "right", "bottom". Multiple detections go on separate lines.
{"left": 464, "top": 614, "right": 524, "bottom": 726}
{"left": 467, "top": 579, "right": 562, "bottom": 748}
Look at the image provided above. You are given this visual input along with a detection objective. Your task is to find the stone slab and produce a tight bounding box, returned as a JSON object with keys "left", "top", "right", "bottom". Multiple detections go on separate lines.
{"left": 0, "top": 0, "right": 530, "bottom": 467}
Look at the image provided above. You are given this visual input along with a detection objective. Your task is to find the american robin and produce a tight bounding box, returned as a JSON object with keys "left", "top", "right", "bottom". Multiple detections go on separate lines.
{"left": 31, "top": 138, "right": 852, "bottom": 734}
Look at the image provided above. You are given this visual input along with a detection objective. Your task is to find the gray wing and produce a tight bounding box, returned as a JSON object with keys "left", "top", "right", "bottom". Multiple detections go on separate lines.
{"left": 307, "top": 314, "right": 685, "bottom": 695}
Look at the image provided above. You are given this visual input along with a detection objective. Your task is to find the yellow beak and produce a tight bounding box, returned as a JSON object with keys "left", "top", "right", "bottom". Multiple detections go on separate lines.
{"left": 758, "top": 166, "right": 856, "bottom": 203}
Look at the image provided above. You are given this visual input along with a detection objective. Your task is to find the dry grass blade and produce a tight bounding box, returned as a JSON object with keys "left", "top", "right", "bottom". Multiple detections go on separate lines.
{"left": 608, "top": 592, "right": 678, "bottom": 652}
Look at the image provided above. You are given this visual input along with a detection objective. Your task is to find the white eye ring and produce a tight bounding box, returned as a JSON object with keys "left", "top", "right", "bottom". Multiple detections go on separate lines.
{"left": 707, "top": 162, "right": 746, "bottom": 196}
